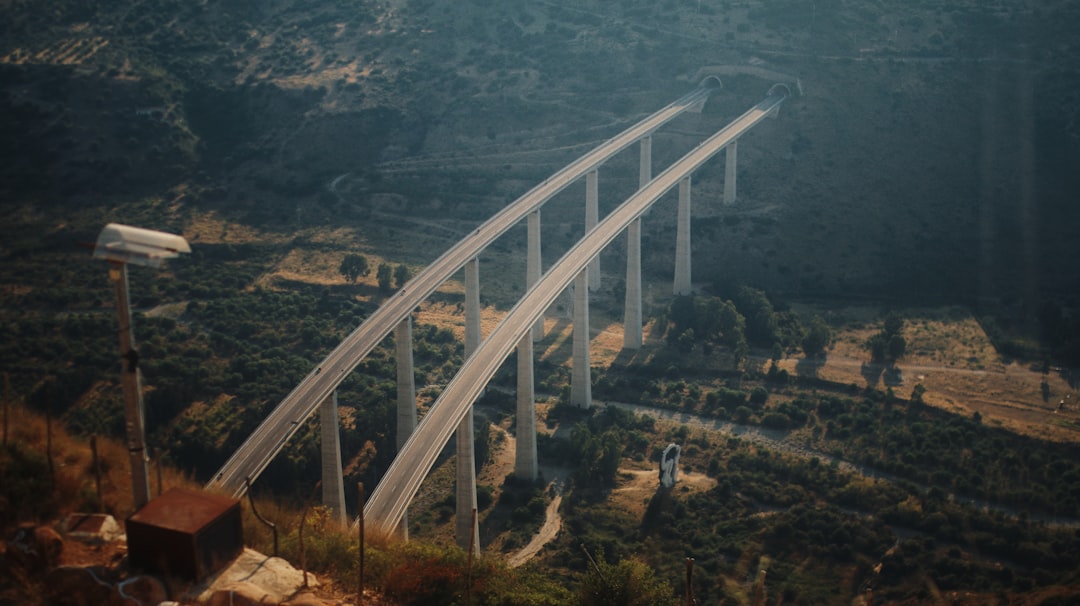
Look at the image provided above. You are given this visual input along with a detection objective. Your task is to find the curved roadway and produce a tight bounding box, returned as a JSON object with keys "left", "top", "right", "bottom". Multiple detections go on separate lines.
{"left": 207, "top": 84, "right": 717, "bottom": 497}
{"left": 363, "top": 91, "right": 787, "bottom": 532}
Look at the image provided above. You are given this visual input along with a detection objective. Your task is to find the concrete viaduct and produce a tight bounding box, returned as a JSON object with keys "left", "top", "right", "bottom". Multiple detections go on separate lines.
{"left": 206, "top": 80, "right": 790, "bottom": 551}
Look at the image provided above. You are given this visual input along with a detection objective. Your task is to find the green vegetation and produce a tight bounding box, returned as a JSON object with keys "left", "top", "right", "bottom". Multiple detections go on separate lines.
{"left": 866, "top": 312, "right": 907, "bottom": 364}
{"left": 339, "top": 253, "right": 370, "bottom": 283}
{"left": 3, "top": 0, "right": 1080, "bottom": 603}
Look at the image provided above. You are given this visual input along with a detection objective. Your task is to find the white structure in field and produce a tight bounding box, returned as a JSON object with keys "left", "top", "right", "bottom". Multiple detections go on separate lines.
{"left": 660, "top": 443, "right": 682, "bottom": 488}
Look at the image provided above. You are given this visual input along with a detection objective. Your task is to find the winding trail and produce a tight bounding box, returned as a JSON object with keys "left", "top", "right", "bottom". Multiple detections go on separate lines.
{"left": 507, "top": 480, "right": 564, "bottom": 568}
{"left": 599, "top": 400, "right": 1080, "bottom": 528}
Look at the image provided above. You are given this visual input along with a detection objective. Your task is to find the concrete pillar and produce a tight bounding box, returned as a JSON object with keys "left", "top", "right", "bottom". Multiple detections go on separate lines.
{"left": 394, "top": 317, "right": 416, "bottom": 539}
{"left": 640, "top": 135, "right": 652, "bottom": 188}
{"left": 571, "top": 268, "right": 592, "bottom": 408}
{"left": 455, "top": 408, "right": 479, "bottom": 553}
{"left": 724, "top": 140, "right": 737, "bottom": 205}
{"left": 527, "top": 211, "right": 543, "bottom": 341}
{"left": 465, "top": 257, "right": 481, "bottom": 356}
{"left": 586, "top": 170, "right": 601, "bottom": 291}
{"left": 622, "top": 135, "right": 649, "bottom": 350}
{"left": 515, "top": 333, "right": 538, "bottom": 481}
{"left": 674, "top": 176, "right": 692, "bottom": 296}
{"left": 457, "top": 257, "right": 481, "bottom": 553}
{"left": 320, "top": 391, "right": 346, "bottom": 525}
{"left": 623, "top": 219, "right": 642, "bottom": 349}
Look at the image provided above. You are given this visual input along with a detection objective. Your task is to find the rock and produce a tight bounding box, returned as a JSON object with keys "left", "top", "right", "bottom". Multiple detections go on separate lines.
{"left": 62, "top": 513, "right": 125, "bottom": 543}
{"left": 187, "top": 548, "right": 317, "bottom": 605}
{"left": 115, "top": 574, "right": 168, "bottom": 606}
{"left": 42, "top": 566, "right": 116, "bottom": 606}
{"left": 7, "top": 524, "right": 64, "bottom": 574}
{"left": 206, "top": 581, "right": 279, "bottom": 606}
{"left": 282, "top": 592, "right": 329, "bottom": 606}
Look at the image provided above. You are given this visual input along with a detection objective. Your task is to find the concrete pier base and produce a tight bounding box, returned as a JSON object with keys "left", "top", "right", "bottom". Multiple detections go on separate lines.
{"left": 319, "top": 391, "right": 346, "bottom": 524}
{"left": 640, "top": 136, "right": 652, "bottom": 188}
{"left": 586, "top": 170, "right": 600, "bottom": 291}
{"left": 674, "top": 176, "right": 692, "bottom": 296}
{"left": 571, "top": 268, "right": 592, "bottom": 408}
{"left": 623, "top": 218, "right": 642, "bottom": 349}
{"left": 724, "top": 140, "right": 737, "bottom": 205}
{"left": 515, "top": 334, "right": 538, "bottom": 480}
{"left": 527, "top": 211, "right": 543, "bottom": 341}
{"left": 457, "top": 258, "right": 481, "bottom": 553}
{"left": 454, "top": 408, "right": 479, "bottom": 553}
{"left": 394, "top": 317, "right": 416, "bottom": 539}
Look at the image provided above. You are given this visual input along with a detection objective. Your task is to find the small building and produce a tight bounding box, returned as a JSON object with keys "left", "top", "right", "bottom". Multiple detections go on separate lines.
{"left": 126, "top": 487, "right": 243, "bottom": 581}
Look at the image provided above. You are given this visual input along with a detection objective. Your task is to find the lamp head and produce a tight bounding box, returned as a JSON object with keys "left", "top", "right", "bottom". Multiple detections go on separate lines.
{"left": 93, "top": 223, "right": 190, "bottom": 268}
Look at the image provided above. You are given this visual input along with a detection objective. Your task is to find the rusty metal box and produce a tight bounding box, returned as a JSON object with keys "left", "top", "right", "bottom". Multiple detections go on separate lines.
{"left": 126, "top": 487, "right": 243, "bottom": 581}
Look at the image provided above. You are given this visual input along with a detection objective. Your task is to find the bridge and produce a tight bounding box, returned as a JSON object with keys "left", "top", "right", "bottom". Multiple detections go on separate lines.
{"left": 207, "top": 79, "right": 790, "bottom": 549}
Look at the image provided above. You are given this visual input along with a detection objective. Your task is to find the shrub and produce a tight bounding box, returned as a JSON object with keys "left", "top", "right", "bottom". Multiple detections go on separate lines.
{"left": 577, "top": 555, "right": 677, "bottom": 606}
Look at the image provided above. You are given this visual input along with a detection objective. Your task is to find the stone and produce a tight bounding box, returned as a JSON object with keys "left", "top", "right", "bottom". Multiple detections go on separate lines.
{"left": 115, "top": 574, "right": 168, "bottom": 606}
{"left": 7, "top": 524, "right": 64, "bottom": 574}
{"left": 206, "top": 581, "right": 279, "bottom": 606}
{"left": 282, "top": 592, "right": 329, "bottom": 606}
{"left": 62, "top": 513, "right": 125, "bottom": 543}
{"left": 42, "top": 566, "right": 116, "bottom": 606}
{"left": 187, "top": 548, "right": 317, "bottom": 605}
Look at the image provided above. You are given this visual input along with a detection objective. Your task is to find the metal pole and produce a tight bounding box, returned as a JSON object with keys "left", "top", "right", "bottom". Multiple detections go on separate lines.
{"left": 3, "top": 371, "right": 9, "bottom": 447}
{"left": 245, "top": 477, "right": 277, "bottom": 557}
{"left": 154, "top": 448, "right": 164, "bottom": 496}
{"left": 358, "top": 482, "right": 365, "bottom": 603}
{"left": 685, "top": 557, "right": 695, "bottom": 606}
{"left": 91, "top": 436, "right": 103, "bottom": 513}
{"left": 109, "top": 262, "right": 151, "bottom": 510}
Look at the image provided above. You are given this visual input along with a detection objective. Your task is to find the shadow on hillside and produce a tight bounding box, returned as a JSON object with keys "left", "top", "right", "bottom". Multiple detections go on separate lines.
{"left": 861, "top": 361, "right": 883, "bottom": 388}
{"left": 795, "top": 355, "right": 824, "bottom": 379}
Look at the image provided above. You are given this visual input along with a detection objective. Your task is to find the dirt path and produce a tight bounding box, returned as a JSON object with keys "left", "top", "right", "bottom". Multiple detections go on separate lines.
{"left": 600, "top": 400, "right": 1080, "bottom": 527}
{"left": 507, "top": 480, "right": 564, "bottom": 568}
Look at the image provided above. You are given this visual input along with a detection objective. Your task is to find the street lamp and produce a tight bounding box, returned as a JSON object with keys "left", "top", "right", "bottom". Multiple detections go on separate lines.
{"left": 93, "top": 223, "right": 190, "bottom": 510}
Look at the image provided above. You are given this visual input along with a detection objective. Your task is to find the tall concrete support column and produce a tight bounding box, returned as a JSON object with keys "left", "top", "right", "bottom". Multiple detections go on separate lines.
{"left": 571, "top": 268, "right": 592, "bottom": 408}
{"left": 320, "top": 391, "right": 346, "bottom": 525}
{"left": 454, "top": 407, "right": 479, "bottom": 553}
{"left": 640, "top": 135, "right": 652, "bottom": 188}
{"left": 623, "top": 219, "right": 643, "bottom": 349}
{"left": 515, "top": 334, "right": 538, "bottom": 480}
{"left": 724, "top": 140, "right": 738, "bottom": 205}
{"left": 527, "top": 211, "right": 543, "bottom": 341}
{"left": 621, "top": 135, "right": 650, "bottom": 350}
{"left": 674, "top": 176, "right": 692, "bottom": 296}
{"left": 465, "top": 258, "right": 481, "bottom": 356}
{"left": 457, "top": 257, "right": 481, "bottom": 553}
{"left": 394, "top": 317, "right": 416, "bottom": 539}
{"left": 586, "top": 170, "right": 601, "bottom": 291}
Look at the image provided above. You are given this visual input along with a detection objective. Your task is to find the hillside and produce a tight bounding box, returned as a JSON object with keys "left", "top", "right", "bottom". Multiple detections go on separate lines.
{"left": 3, "top": 0, "right": 1080, "bottom": 604}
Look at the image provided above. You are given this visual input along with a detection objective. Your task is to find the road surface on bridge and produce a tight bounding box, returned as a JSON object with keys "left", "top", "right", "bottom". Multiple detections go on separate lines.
{"left": 363, "top": 92, "right": 787, "bottom": 532}
{"left": 207, "top": 85, "right": 717, "bottom": 497}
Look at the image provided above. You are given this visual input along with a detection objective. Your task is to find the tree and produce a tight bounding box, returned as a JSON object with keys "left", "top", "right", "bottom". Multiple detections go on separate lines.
{"left": 393, "top": 263, "right": 411, "bottom": 288}
{"left": 867, "top": 312, "right": 905, "bottom": 364}
{"left": 802, "top": 315, "right": 832, "bottom": 358}
{"left": 732, "top": 285, "right": 779, "bottom": 348}
{"left": 577, "top": 554, "right": 677, "bottom": 606}
{"left": 376, "top": 263, "right": 393, "bottom": 292}
{"left": 338, "top": 253, "right": 369, "bottom": 283}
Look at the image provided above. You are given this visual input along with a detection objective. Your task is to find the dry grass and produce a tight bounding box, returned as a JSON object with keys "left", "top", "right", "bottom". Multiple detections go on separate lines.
{"left": 1, "top": 401, "right": 201, "bottom": 526}
{"left": 609, "top": 468, "right": 716, "bottom": 521}
{"left": 786, "top": 306, "right": 1080, "bottom": 443}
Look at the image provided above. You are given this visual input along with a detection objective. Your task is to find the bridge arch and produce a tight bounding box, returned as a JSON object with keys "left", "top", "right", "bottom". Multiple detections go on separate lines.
{"left": 768, "top": 82, "right": 792, "bottom": 98}
{"left": 700, "top": 75, "right": 723, "bottom": 90}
